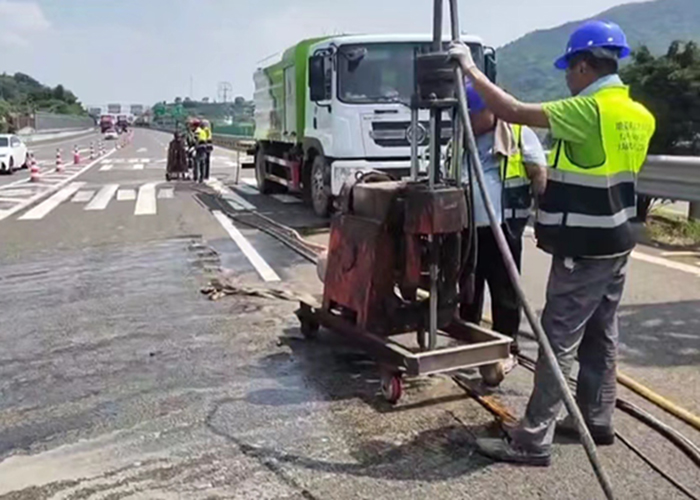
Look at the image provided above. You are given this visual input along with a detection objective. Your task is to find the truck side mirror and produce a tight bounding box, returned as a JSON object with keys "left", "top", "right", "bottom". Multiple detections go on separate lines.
{"left": 484, "top": 47, "right": 497, "bottom": 83}
{"left": 309, "top": 55, "right": 330, "bottom": 102}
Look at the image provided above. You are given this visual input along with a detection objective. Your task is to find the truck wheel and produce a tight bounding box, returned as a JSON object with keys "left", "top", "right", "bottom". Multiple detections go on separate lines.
{"left": 310, "top": 154, "right": 331, "bottom": 217}
{"left": 255, "top": 147, "right": 275, "bottom": 194}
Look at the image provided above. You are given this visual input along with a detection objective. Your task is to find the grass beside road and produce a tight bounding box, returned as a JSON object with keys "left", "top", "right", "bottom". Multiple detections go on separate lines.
{"left": 647, "top": 208, "right": 700, "bottom": 248}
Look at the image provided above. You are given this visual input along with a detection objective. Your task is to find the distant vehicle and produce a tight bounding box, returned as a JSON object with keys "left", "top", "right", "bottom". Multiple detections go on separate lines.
{"left": 100, "top": 115, "right": 115, "bottom": 133}
{"left": 116, "top": 115, "right": 129, "bottom": 133}
{"left": 104, "top": 129, "right": 119, "bottom": 140}
{"left": 0, "top": 134, "right": 28, "bottom": 174}
{"left": 253, "top": 33, "right": 492, "bottom": 216}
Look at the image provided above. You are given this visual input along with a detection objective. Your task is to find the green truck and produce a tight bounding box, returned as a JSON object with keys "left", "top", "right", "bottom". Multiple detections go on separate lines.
{"left": 253, "top": 34, "right": 492, "bottom": 216}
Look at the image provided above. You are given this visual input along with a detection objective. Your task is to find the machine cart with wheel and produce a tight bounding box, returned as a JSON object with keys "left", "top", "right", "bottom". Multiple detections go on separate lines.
{"left": 165, "top": 134, "right": 189, "bottom": 181}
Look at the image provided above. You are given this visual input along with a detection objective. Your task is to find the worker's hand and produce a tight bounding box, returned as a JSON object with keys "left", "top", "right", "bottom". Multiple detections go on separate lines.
{"left": 531, "top": 173, "right": 547, "bottom": 197}
{"left": 448, "top": 41, "right": 477, "bottom": 72}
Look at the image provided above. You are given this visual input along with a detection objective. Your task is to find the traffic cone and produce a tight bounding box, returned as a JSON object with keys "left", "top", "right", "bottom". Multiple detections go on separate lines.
{"left": 29, "top": 153, "right": 40, "bottom": 182}
{"left": 73, "top": 145, "right": 80, "bottom": 165}
{"left": 99, "top": 141, "right": 105, "bottom": 156}
{"left": 90, "top": 142, "right": 95, "bottom": 160}
{"left": 56, "top": 148, "right": 64, "bottom": 172}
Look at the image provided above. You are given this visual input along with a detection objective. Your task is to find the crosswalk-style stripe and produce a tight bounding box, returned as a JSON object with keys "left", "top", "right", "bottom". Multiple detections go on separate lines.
{"left": 134, "top": 183, "right": 157, "bottom": 215}
{"left": 211, "top": 210, "right": 280, "bottom": 282}
{"left": 85, "top": 184, "right": 119, "bottom": 211}
{"left": 128, "top": 159, "right": 138, "bottom": 164}
{"left": 234, "top": 184, "right": 260, "bottom": 196}
{"left": 157, "top": 188, "right": 174, "bottom": 199}
{"left": 19, "top": 182, "right": 85, "bottom": 220}
{"left": 133, "top": 163, "right": 144, "bottom": 170}
{"left": 117, "top": 189, "right": 136, "bottom": 201}
{"left": 72, "top": 190, "right": 95, "bottom": 203}
{"left": 100, "top": 164, "right": 114, "bottom": 171}
{"left": 101, "top": 159, "right": 113, "bottom": 164}
{"left": 271, "top": 194, "right": 302, "bottom": 204}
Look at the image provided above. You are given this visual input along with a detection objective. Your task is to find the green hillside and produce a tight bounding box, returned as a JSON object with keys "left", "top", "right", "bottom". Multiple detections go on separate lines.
{"left": 497, "top": 0, "right": 700, "bottom": 102}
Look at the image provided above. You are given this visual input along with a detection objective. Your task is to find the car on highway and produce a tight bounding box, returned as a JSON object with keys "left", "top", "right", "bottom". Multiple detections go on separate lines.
{"left": 104, "top": 128, "right": 119, "bottom": 140}
{"left": 0, "top": 134, "right": 28, "bottom": 174}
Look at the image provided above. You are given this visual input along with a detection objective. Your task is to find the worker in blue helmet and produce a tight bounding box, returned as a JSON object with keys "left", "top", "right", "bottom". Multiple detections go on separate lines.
{"left": 459, "top": 83, "right": 546, "bottom": 378}
{"left": 449, "top": 20, "right": 655, "bottom": 466}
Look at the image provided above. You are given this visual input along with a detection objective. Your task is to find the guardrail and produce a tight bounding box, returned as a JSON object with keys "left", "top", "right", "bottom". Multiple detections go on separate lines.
{"left": 211, "top": 133, "right": 255, "bottom": 153}
{"left": 638, "top": 155, "right": 700, "bottom": 203}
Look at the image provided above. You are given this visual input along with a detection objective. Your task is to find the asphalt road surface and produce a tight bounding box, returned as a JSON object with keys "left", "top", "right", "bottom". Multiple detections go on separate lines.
{"left": 0, "top": 129, "right": 698, "bottom": 499}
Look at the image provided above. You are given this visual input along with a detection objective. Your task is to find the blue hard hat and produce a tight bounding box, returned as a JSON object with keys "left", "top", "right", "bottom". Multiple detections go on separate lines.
{"left": 466, "top": 83, "right": 486, "bottom": 114}
{"left": 554, "top": 20, "right": 631, "bottom": 70}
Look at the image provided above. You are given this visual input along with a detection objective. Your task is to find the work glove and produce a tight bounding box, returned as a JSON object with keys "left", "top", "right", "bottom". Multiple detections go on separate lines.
{"left": 447, "top": 41, "right": 477, "bottom": 72}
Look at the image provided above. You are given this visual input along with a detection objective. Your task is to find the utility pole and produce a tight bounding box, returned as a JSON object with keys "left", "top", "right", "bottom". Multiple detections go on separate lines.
{"left": 218, "top": 82, "right": 232, "bottom": 103}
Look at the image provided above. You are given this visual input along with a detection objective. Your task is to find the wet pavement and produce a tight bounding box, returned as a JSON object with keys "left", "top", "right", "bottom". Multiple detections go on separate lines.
{"left": 0, "top": 129, "right": 698, "bottom": 499}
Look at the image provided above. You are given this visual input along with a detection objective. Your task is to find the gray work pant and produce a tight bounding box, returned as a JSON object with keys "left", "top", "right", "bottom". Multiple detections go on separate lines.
{"left": 512, "top": 254, "right": 629, "bottom": 451}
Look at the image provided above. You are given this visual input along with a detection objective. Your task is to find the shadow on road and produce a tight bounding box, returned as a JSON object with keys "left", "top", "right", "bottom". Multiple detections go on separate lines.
{"left": 618, "top": 300, "right": 700, "bottom": 367}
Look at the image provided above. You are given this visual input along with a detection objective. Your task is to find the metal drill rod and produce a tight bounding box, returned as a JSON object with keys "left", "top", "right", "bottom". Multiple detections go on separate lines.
{"left": 445, "top": 0, "right": 615, "bottom": 498}
{"left": 427, "top": 0, "right": 444, "bottom": 352}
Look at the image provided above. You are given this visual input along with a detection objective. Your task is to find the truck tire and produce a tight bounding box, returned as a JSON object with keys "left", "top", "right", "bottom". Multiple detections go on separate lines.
{"left": 310, "top": 154, "right": 331, "bottom": 217}
{"left": 255, "top": 147, "right": 275, "bottom": 194}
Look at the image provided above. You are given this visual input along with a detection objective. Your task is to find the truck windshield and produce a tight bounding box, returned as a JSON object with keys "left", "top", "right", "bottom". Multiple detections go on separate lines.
{"left": 337, "top": 42, "right": 483, "bottom": 105}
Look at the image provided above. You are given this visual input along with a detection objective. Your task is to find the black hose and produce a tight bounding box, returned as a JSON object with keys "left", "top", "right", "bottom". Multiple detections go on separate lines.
{"left": 517, "top": 353, "right": 699, "bottom": 500}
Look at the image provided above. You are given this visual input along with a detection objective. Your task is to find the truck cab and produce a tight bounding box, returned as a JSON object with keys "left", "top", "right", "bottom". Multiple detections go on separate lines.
{"left": 253, "top": 34, "right": 494, "bottom": 217}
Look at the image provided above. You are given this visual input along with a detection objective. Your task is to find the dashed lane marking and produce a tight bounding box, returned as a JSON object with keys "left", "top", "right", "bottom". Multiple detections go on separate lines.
{"left": 157, "top": 188, "right": 174, "bottom": 199}
{"left": 271, "top": 194, "right": 302, "bottom": 204}
{"left": 18, "top": 183, "right": 85, "bottom": 220}
{"left": 85, "top": 184, "right": 119, "bottom": 211}
{"left": 117, "top": 189, "right": 136, "bottom": 201}
{"left": 211, "top": 210, "right": 280, "bottom": 282}
{"left": 72, "top": 190, "right": 95, "bottom": 203}
{"left": 134, "top": 183, "right": 158, "bottom": 215}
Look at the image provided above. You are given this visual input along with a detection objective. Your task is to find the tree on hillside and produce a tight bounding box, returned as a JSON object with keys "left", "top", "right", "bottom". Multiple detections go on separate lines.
{"left": 622, "top": 41, "right": 700, "bottom": 220}
{"left": 622, "top": 41, "right": 700, "bottom": 155}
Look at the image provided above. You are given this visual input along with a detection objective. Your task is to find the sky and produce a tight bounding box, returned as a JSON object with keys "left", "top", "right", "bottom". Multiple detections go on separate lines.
{"left": 0, "top": 0, "right": 647, "bottom": 107}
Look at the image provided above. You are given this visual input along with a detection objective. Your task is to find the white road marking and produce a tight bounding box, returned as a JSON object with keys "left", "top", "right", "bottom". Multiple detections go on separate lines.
{"left": 157, "top": 188, "right": 174, "bottom": 199}
{"left": 100, "top": 164, "right": 114, "bottom": 171}
{"left": 0, "top": 188, "right": 34, "bottom": 197}
{"left": 233, "top": 184, "right": 260, "bottom": 196}
{"left": 128, "top": 159, "right": 138, "bottom": 164}
{"left": 101, "top": 159, "right": 114, "bottom": 164}
{"left": 211, "top": 210, "right": 280, "bottom": 282}
{"left": 85, "top": 184, "right": 119, "bottom": 210}
{"left": 133, "top": 163, "right": 144, "bottom": 170}
{"left": 18, "top": 182, "right": 85, "bottom": 220}
{"left": 660, "top": 251, "right": 700, "bottom": 257}
{"left": 137, "top": 147, "right": 147, "bottom": 153}
{"left": 0, "top": 196, "right": 27, "bottom": 203}
{"left": 630, "top": 250, "right": 700, "bottom": 278}
{"left": 523, "top": 225, "right": 700, "bottom": 278}
{"left": 117, "top": 189, "right": 136, "bottom": 201}
{"left": 1, "top": 149, "right": 116, "bottom": 222}
{"left": 271, "top": 194, "right": 302, "bottom": 204}
{"left": 134, "top": 183, "right": 158, "bottom": 215}
{"left": 206, "top": 177, "right": 255, "bottom": 211}
{"left": 72, "top": 190, "right": 95, "bottom": 203}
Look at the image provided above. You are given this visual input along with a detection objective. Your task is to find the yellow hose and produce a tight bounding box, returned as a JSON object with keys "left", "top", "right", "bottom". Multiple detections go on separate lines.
{"left": 617, "top": 371, "right": 700, "bottom": 432}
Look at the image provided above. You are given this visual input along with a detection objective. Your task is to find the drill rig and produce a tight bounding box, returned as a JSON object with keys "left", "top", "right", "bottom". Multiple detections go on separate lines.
{"left": 296, "top": 3, "right": 510, "bottom": 404}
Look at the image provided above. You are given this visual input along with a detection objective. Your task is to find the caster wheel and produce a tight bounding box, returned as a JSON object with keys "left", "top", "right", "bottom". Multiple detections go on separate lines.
{"left": 380, "top": 373, "right": 403, "bottom": 404}
{"left": 480, "top": 362, "right": 505, "bottom": 387}
{"left": 299, "top": 317, "right": 319, "bottom": 339}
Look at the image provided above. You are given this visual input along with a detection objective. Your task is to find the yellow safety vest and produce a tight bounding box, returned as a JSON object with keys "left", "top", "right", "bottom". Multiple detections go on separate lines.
{"left": 500, "top": 124, "right": 532, "bottom": 220}
{"left": 196, "top": 127, "right": 208, "bottom": 143}
{"left": 204, "top": 126, "right": 212, "bottom": 141}
{"left": 536, "top": 86, "right": 656, "bottom": 257}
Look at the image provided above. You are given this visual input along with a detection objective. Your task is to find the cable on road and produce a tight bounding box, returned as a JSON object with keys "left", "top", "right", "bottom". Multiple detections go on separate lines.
{"left": 198, "top": 185, "right": 700, "bottom": 499}
{"left": 518, "top": 353, "right": 699, "bottom": 500}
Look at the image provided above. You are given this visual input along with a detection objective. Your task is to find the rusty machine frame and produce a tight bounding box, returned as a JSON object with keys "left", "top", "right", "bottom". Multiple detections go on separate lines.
{"left": 296, "top": 0, "right": 511, "bottom": 404}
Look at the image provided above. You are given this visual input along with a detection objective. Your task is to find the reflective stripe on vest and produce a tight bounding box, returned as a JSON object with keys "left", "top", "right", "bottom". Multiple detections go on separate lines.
{"left": 500, "top": 124, "right": 532, "bottom": 220}
{"left": 535, "top": 85, "right": 655, "bottom": 257}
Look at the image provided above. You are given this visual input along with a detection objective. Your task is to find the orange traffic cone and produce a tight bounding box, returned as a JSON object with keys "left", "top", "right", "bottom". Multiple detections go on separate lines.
{"left": 73, "top": 145, "right": 80, "bottom": 165}
{"left": 56, "top": 148, "right": 64, "bottom": 172}
{"left": 29, "top": 154, "right": 40, "bottom": 182}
